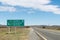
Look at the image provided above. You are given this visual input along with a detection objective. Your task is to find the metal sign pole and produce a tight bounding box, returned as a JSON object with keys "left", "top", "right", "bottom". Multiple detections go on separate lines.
{"left": 15, "top": 27, "right": 16, "bottom": 34}
{"left": 8, "top": 27, "right": 11, "bottom": 33}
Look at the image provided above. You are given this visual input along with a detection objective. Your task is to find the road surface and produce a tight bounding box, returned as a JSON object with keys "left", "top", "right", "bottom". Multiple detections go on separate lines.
{"left": 32, "top": 27, "right": 60, "bottom": 40}
{"left": 29, "top": 28, "right": 43, "bottom": 40}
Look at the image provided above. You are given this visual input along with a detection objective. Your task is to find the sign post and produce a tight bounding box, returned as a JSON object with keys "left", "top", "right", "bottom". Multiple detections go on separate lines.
{"left": 15, "top": 27, "right": 16, "bottom": 34}
{"left": 8, "top": 27, "right": 11, "bottom": 33}
{"left": 7, "top": 20, "right": 24, "bottom": 34}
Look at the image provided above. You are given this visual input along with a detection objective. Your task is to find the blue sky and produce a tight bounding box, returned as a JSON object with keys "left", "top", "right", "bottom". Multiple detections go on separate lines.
{"left": 0, "top": 0, "right": 60, "bottom": 26}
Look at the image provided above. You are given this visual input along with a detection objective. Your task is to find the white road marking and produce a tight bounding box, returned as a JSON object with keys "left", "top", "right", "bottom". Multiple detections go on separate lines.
{"left": 35, "top": 30, "right": 47, "bottom": 40}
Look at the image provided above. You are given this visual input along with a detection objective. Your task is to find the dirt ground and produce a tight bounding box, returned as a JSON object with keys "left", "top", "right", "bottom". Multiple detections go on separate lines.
{"left": 0, "top": 27, "right": 30, "bottom": 40}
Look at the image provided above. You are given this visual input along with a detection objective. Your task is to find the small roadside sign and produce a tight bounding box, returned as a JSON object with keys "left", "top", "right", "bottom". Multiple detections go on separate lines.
{"left": 7, "top": 20, "right": 24, "bottom": 27}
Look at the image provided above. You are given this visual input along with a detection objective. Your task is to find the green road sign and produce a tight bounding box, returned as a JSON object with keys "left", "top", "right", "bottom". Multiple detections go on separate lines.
{"left": 7, "top": 20, "right": 24, "bottom": 27}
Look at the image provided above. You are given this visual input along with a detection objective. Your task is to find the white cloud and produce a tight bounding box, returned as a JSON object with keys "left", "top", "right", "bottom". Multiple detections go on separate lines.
{"left": 37, "top": 5, "right": 60, "bottom": 14}
{"left": 0, "top": 0, "right": 60, "bottom": 14}
{"left": 0, "top": 6, "right": 16, "bottom": 12}
{"left": 0, "top": 0, "right": 51, "bottom": 5}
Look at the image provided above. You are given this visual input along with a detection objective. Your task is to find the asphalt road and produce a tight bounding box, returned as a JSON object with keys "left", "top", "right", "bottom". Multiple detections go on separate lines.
{"left": 32, "top": 27, "right": 60, "bottom": 40}
{"left": 29, "top": 28, "right": 43, "bottom": 40}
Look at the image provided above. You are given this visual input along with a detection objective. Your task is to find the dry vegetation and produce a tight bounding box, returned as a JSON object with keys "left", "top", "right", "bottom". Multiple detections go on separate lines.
{"left": 0, "top": 27, "right": 30, "bottom": 40}
{"left": 40, "top": 26, "right": 60, "bottom": 30}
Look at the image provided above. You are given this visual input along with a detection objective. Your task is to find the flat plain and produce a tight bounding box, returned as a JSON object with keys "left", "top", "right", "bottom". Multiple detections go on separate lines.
{"left": 0, "top": 27, "right": 30, "bottom": 40}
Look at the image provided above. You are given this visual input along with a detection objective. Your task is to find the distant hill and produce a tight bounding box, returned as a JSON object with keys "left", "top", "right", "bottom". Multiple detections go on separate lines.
{"left": 0, "top": 25, "right": 7, "bottom": 28}
{"left": 30, "top": 25, "right": 60, "bottom": 28}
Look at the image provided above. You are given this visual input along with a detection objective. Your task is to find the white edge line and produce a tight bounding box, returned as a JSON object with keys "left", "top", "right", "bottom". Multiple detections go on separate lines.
{"left": 34, "top": 30, "right": 47, "bottom": 40}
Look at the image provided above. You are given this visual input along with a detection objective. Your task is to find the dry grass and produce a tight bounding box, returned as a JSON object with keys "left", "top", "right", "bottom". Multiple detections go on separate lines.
{"left": 0, "top": 27, "right": 30, "bottom": 40}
